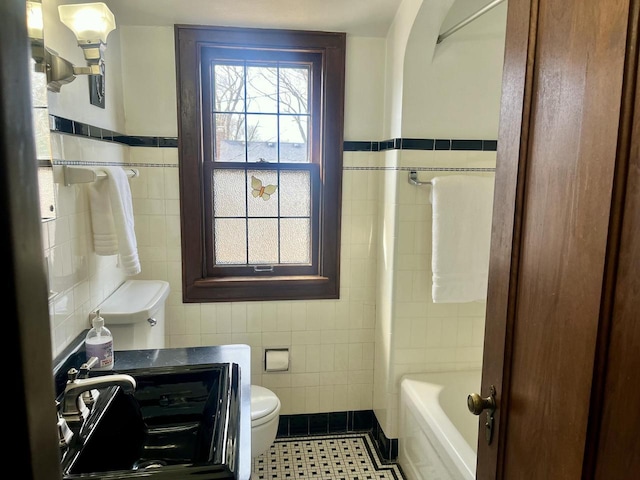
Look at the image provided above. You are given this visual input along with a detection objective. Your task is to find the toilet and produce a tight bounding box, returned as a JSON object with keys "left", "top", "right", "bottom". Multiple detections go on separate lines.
{"left": 251, "top": 385, "right": 281, "bottom": 459}
{"left": 97, "top": 280, "right": 170, "bottom": 350}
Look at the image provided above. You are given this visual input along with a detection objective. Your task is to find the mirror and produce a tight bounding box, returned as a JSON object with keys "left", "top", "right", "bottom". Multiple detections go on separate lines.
{"left": 27, "top": 0, "right": 57, "bottom": 221}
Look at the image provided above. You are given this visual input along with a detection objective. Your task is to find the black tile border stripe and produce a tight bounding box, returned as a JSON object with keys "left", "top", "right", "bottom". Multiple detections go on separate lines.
{"left": 343, "top": 137, "right": 496, "bottom": 151}
{"left": 277, "top": 410, "right": 376, "bottom": 438}
{"left": 276, "top": 410, "right": 398, "bottom": 462}
{"left": 50, "top": 115, "right": 497, "bottom": 152}
{"left": 50, "top": 115, "right": 178, "bottom": 148}
{"left": 372, "top": 413, "right": 398, "bottom": 462}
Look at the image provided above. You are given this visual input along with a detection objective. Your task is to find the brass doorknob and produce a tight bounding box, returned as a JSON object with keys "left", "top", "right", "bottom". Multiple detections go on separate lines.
{"left": 467, "top": 392, "right": 496, "bottom": 415}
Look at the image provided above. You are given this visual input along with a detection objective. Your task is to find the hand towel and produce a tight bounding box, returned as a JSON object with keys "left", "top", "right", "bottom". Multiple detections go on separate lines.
{"left": 431, "top": 175, "right": 494, "bottom": 303}
{"left": 89, "top": 166, "right": 141, "bottom": 276}
{"left": 88, "top": 174, "right": 118, "bottom": 256}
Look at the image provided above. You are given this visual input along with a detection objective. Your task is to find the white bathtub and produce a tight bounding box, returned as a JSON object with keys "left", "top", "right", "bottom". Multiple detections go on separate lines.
{"left": 398, "top": 370, "right": 482, "bottom": 480}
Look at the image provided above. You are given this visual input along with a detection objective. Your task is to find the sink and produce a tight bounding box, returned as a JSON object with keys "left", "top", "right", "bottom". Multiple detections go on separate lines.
{"left": 60, "top": 362, "right": 240, "bottom": 479}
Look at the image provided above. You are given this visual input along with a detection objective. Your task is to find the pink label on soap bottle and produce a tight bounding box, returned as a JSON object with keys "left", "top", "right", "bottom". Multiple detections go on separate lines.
{"left": 86, "top": 340, "right": 113, "bottom": 369}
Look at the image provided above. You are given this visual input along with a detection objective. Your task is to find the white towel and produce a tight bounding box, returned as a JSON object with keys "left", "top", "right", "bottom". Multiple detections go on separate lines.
{"left": 431, "top": 175, "right": 494, "bottom": 303}
{"left": 88, "top": 166, "right": 141, "bottom": 276}
{"left": 88, "top": 174, "right": 118, "bottom": 255}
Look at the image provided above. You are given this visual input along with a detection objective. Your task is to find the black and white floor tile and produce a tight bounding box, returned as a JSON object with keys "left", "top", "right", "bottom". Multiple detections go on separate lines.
{"left": 252, "top": 433, "right": 406, "bottom": 479}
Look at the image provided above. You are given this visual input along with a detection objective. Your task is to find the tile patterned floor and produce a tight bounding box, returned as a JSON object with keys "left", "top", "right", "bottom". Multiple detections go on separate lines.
{"left": 252, "top": 433, "right": 406, "bottom": 479}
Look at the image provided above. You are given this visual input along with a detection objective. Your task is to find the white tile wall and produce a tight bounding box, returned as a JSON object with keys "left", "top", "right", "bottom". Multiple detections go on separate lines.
{"left": 375, "top": 149, "right": 495, "bottom": 438}
{"left": 44, "top": 137, "right": 493, "bottom": 439}
{"left": 44, "top": 134, "right": 131, "bottom": 356}
{"left": 45, "top": 142, "right": 379, "bottom": 415}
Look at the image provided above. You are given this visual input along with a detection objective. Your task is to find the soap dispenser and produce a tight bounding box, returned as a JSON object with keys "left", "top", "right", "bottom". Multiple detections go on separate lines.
{"left": 85, "top": 310, "right": 114, "bottom": 370}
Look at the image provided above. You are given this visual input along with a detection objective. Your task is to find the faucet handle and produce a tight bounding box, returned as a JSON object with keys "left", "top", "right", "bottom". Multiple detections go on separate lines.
{"left": 55, "top": 400, "right": 73, "bottom": 449}
{"left": 67, "top": 367, "right": 79, "bottom": 382}
{"left": 77, "top": 358, "right": 101, "bottom": 407}
{"left": 80, "top": 357, "right": 99, "bottom": 377}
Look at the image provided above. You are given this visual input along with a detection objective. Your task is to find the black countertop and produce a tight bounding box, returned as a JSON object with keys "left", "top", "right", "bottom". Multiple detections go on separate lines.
{"left": 53, "top": 333, "right": 252, "bottom": 480}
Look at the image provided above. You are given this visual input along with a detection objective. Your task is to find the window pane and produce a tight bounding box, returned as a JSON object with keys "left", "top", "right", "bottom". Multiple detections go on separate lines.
{"left": 280, "top": 218, "right": 311, "bottom": 264}
{"left": 280, "top": 116, "right": 309, "bottom": 163}
{"left": 213, "top": 169, "right": 246, "bottom": 217}
{"left": 215, "top": 113, "right": 246, "bottom": 162}
{"left": 247, "top": 114, "right": 278, "bottom": 163}
{"left": 214, "top": 219, "right": 247, "bottom": 264}
{"left": 279, "top": 66, "right": 309, "bottom": 114}
{"left": 247, "top": 65, "right": 277, "bottom": 113}
{"left": 214, "top": 64, "right": 245, "bottom": 112}
{"left": 247, "top": 170, "right": 278, "bottom": 217}
{"left": 279, "top": 170, "right": 310, "bottom": 217}
{"left": 248, "top": 218, "right": 279, "bottom": 264}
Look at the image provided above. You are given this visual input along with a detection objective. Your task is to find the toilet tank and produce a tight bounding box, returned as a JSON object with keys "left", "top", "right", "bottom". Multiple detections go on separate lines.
{"left": 97, "top": 280, "right": 170, "bottom": 350}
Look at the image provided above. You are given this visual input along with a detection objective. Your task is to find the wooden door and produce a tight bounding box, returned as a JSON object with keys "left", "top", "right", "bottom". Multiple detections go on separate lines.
{"left": 478, "top": 0, "right": 640, "bottom": 478}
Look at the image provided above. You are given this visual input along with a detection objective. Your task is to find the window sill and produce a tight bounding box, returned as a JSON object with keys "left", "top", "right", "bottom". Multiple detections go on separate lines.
{"left": 184, "top": 275, "right": 338, "bottom": 302}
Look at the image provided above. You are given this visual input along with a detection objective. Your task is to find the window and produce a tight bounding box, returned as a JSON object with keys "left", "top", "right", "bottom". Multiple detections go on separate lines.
{"left": 175, "top": 26, "right": 346, "bottom": 302}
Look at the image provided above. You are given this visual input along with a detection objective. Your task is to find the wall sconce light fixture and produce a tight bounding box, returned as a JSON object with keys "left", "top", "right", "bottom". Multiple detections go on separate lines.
{"left": 27, "top": 1, "right": 116, "bottom": 96}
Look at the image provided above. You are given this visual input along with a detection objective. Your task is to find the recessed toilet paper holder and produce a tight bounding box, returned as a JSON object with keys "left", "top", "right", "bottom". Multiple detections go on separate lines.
{"left": 264, "top": 348, "right": 289, "bottom": 372}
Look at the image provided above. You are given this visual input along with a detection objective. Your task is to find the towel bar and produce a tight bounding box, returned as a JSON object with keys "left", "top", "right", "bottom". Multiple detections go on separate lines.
{"left": 408, "top": 168, "right": 496, "bottom": 186}
{"left": 408, "top": 171, "right": 432, "bottom": 186}
{"left": 60, "top": 166, "right": 139, "bottom": 186}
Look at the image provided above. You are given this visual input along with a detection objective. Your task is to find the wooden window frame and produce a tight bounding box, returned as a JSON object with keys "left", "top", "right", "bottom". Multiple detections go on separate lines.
{"left": 175, "top": 25, "right": 345, "bottom": 302}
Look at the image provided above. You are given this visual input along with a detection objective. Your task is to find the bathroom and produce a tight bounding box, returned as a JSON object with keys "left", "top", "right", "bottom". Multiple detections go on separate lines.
{"left": 39, "top": 0, "right": 504, "bottom": 453}
{"left": 7, "top": 0, "right": 640, "bottom": 479}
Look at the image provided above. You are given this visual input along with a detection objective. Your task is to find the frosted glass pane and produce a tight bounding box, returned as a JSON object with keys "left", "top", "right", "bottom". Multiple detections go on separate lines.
{"left": 247, "top": 66, "right": 277, "bottom": 113}
{"left": 247, "top": 114, "right": 278, "bottom": 163}
{"left": 213, "top": 169, "right": 246, "bottom": 217}
{"left": 214, "top": 64, "right": 245, "bottom": 112}
{"left": 280, "top": 218, "right": 311, "bottom": 264}
{"left": 280, "top": 116, "right": 308, "bottom": 163}
{"left": 215, "top": 113, "right": 246, "bottom": 162}
{"left": 279, "top": 66, "right": 309, "bottom": 114}
{"left": 247, "top": 169, "right": 278, "bottom": 217}
{"left": 279, "top": 170, "right": 310, "bottom": 217}
{"left": 214, "top": 219, "right": 247, "bottom": 265}
{"left": 248, "top": 218, "right": 278, "bottom": 264}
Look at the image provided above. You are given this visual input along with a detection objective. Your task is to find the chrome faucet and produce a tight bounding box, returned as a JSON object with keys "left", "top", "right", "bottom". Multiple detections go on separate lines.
{"left": 57, "top": 359, "right": 137, "bottom": 450}
{"left": 60, "top": 368, "right": 136, "bottom": 428}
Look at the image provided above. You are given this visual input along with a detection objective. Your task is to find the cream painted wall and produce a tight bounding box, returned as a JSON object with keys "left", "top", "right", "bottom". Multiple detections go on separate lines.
{"left": 345, "top": 37, "right": 386, "bottom": 140}
{"left": 402, "top": 0, "right": 507, "bottom": 138}
{"left": 120, "top": 28, "right": 385, "bottom": 139}
{"left": 120, "top": 26, "right": 177, "bottom": 136}
{"left": 382, "top": 0, "right": 423, "bottom": 139}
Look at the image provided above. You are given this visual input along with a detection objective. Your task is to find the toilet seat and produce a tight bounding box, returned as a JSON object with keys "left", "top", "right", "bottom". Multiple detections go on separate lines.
{"left": 251, "top": 385, "right": 281, "bottom": 427}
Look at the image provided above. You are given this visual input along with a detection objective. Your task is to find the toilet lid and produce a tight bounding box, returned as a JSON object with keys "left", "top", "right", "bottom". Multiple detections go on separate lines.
{"left": 251, "top": 385, "right": 280, "bottom": 421}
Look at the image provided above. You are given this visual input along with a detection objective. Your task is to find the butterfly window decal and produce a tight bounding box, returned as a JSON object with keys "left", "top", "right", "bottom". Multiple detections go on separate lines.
{"left": 251, "top": 176, "right": 278, "bottom": 201}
